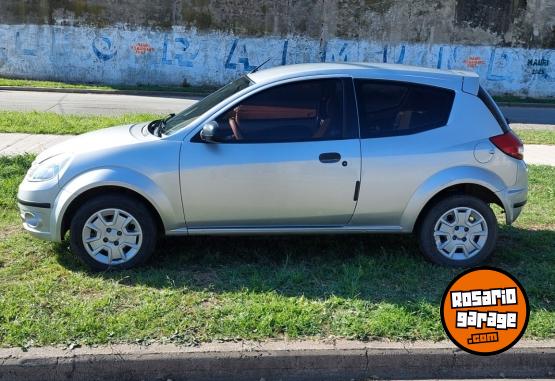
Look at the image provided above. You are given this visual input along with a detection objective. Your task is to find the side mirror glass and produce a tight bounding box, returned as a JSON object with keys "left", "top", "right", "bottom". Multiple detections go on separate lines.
{"left": 200, "top": 121, "right": 225, "bottom": 143}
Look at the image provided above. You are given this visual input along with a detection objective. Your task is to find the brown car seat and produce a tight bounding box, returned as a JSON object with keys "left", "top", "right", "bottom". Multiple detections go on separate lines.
{"left": 313, "top": 96, "right": 340, "bottom": 139}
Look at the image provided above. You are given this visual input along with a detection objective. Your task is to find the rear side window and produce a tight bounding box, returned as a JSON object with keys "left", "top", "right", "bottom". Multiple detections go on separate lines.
{"left": 354, "top": 80, "right": 455, "bottom": 138}
{"left": 478, "top": 86, "right": 510, "bottom": 133}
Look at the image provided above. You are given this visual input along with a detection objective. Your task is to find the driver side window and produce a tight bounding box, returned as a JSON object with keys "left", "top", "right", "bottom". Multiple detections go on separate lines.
{"left": 213, "top": 78, "right": 350, "bottom": 143}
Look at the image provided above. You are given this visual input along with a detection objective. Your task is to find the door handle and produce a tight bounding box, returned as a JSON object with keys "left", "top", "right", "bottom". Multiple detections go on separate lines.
{"left": 319, "top": 152, "right": 341, "bottom": 163}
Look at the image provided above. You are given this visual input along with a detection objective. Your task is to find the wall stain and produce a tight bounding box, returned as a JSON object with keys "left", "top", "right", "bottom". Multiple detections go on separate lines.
{"left": 0, "top": 0, "right": 553, "bottom": 48}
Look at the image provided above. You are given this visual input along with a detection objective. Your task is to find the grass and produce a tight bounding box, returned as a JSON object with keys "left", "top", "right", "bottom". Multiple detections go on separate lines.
{"left": 0, "top": 76, "right": 214, "bottom": 94}
{"left": 0, "top": 157, "right": 553, "bottom": 348}
{"left": 0, "top": 111, "right": 161, "bottom": 135}
{"left": 514, "top": 128, "right": 555, "bottom": 145}
{"left": 0, "top": 77, "right": 115, "bottom": 90}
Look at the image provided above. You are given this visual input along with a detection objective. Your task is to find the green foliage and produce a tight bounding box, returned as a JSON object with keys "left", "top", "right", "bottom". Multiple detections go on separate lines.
{"left": 0, "top": 158, "right": 553, "bottom": 347}
{"left": 0, "top": 77, "right": 214, "bottom": 94}
{"left": 514, "top": 129, "right": 555, "bottom": 145}
{"left": 0, "top": 111, "right": 161, "bottom": 135}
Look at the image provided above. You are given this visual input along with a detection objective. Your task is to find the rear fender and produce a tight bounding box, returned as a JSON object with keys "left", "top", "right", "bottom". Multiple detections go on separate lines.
{"left": 400, "top": 166, "right": 506, "bottom": 232}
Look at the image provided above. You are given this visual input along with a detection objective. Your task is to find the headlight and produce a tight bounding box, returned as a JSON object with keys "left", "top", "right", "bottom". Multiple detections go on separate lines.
{"left": 26, "top": 154, "right": 72, "bottom": 182}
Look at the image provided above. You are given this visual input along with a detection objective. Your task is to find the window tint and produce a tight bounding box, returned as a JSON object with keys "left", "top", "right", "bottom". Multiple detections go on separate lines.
{"left": 211, "top": 79, "right": 351, "bottom": 143}
{"left": 355, "top": 80, "right": 455, "bottom": 138}
{"left": 163, "top": 76, "right": 252, "bottom": 136}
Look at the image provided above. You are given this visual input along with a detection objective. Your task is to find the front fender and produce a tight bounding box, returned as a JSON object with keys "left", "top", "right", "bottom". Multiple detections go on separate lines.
{"left": 50, "top": 167, "right": 184, "bottom": 241}
{"left": 400, "top": 166, "right": 507, "bottom": 232}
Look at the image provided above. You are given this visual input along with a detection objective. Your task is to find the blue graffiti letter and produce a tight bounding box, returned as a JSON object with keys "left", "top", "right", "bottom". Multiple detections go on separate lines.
{"left": 92, "top": 36, "right": 117, "bottom": 62}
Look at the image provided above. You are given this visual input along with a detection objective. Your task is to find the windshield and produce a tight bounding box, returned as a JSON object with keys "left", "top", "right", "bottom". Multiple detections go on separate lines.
{"left": 162, "top": 76, "right": 252, "bottom": 136}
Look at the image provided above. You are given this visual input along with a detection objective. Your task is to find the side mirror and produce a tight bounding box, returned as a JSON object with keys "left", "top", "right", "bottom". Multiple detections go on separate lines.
{"left": 200, "top": 121, "right": 225, "bottom": 143}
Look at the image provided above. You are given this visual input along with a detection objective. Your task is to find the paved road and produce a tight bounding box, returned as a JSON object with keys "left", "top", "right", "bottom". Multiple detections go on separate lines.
{"left": 502, "top": 105, "right": 555, "bottom": 124}
{"left": 0, "top": 89, "right": 554, "bottom": 125}
{"left": 0, "top": 90, "right": 197, "bottom": 116}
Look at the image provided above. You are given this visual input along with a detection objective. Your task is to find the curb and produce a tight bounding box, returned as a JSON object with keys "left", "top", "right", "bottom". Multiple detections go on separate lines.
{"left": 0, "top": 86, "right": 209, "bottom": 99}
{"left": 1, "top": 340, "right": 553, "bottom": 381}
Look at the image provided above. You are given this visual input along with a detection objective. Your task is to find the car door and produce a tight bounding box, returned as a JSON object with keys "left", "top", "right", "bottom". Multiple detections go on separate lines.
{"left": 349, "top": 79, "right": 457, "bottom": 228}
{"left": 179, "top": 78, "right": 361, "bottom": 229}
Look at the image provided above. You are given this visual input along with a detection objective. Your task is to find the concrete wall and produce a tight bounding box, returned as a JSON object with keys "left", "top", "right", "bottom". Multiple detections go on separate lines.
{"left": 2, "top": 0, "right": 555, "bottom": 48}
{"left": 0, "top": 0, "right": 554, "bottom": 97}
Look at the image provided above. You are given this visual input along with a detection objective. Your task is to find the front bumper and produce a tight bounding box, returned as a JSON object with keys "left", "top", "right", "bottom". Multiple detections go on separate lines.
{"left": 17, "top": 173, "right": 61, "bottom": 241}
{"left": 18, "top": 199, "right": 55, "bottom": 240}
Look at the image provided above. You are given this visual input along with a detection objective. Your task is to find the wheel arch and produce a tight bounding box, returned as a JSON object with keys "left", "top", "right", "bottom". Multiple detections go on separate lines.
{"left": 401, "top": 166, "right": 506, "bottom": 233}
{"left": 60, "top": 185, "right": 165, "bottom": 240}
{"left": 411, "top": 183, "right": 504, "bottom": 234}
{"left": 52, "top": 167, "right": 183, "bottom": 241}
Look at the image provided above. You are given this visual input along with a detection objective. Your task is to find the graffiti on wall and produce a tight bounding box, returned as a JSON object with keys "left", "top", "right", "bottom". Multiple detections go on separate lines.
{"left": 0, "top": 24, "right": 553, "bottom": 97}
{"left": 224, "top": 39, "right": 257, "bottom": 71}
{"left": 528, "top": 57, "right": 550, "bottom": 76}
{"left": 15, "top": 30, "right": 38, "bottom": 56}
{"left": 162, "top": 35, "right": 199, "bottom": 67}
{"left": 0, "top": 30, "right": 6, "bottom": 67}
{"left": 463, "top": 56, "right": 485, "bottom": 68}
{"left": 92, "top": 36, "right": 117, "bottom": 61}
{"left": 132, "top": 42, "right": 155, "bottom": 55}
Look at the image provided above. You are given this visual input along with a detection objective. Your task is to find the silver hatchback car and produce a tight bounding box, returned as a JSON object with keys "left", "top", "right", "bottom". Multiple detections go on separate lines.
{"left": 17, "top": 63, "right": 527, "bottom": 270}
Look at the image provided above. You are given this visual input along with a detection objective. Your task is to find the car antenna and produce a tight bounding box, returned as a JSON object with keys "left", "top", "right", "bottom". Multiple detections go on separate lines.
{"left": 249, "top": 58, "right": 272, "bottom": 73}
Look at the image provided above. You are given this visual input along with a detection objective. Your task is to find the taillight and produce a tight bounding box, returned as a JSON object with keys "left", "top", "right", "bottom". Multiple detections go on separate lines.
{"left": 490, "top": 131, "right": 524, "bottom": 160}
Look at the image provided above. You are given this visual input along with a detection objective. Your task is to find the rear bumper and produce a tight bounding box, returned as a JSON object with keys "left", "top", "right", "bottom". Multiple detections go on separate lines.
{"left": 502, "top": 189, "right": 527, "bottom": 225}
{"left": 497, "top": 160, "right": 528, "bottom": 225}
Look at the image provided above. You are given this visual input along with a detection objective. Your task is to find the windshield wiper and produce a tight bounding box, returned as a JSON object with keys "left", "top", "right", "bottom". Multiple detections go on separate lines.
{"left": 148, "top": 113, "right": 175, "bottom": 137}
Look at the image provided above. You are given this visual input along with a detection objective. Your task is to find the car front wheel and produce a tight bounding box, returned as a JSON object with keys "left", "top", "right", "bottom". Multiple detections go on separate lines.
{"left": 69, "top": 194, "right": 157, "bottom": 271}
{"left": 418, "top": 195, "right": 498, "bottom": 267}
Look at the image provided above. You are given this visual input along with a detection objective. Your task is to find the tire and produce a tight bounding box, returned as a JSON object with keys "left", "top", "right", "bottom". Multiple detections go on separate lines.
{"left": 69, "top": 194, "right": 158, "bottom": 271}
{"left": 417, "top": 195, "right": 498, "bottom": 267}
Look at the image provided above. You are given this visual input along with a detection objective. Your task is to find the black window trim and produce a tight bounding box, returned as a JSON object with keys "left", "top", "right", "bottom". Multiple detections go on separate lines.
{"left": 191, "top": 77, "right": 359, "bottom": 144}
{"left": 353, "top": 78, "right": 456, "bottom": 139}
{"left": 478, "top": 86, "right": 510, "bottom": 133}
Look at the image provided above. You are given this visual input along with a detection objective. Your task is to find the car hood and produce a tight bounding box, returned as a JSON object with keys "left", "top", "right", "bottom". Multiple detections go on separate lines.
{"left": 35, "top": 124, "right": 142, "bottom": 163}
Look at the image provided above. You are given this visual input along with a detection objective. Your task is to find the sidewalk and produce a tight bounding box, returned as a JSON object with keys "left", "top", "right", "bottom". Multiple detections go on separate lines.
{"left": 0, "top": 133, "right": 72, "bottom": 156}
{"left": 1, "top": 132, "right": 554, "bottom": 166}
{"left": 513, "top": 123, "right": 555, "bottom": 131}
{"left": 1, "top": 339, "right": 553, "bottom": 381}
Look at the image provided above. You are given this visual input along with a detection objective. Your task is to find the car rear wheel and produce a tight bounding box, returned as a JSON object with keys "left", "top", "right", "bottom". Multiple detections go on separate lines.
{"left": 69, "top": 194, "right": 157, "bottom": 271}
{"left": 418, "top": 195, "right": 498, "bottom": 267}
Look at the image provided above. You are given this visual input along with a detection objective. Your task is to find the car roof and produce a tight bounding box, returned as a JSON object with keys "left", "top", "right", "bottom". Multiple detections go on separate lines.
{"left": 248, "top": 62, "right": 480, "bottom": 94}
